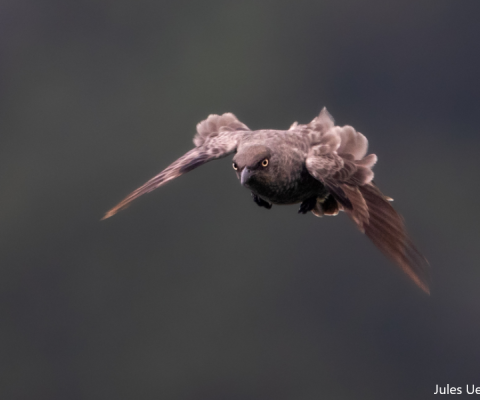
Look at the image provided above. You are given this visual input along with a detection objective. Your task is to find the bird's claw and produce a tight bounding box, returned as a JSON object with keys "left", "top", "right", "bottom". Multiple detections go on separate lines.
{"left": 298, "top": 197, "right": 318, "bottom": 214}
{"left": 252, "top": 193, "right": 272, "bottom": 209}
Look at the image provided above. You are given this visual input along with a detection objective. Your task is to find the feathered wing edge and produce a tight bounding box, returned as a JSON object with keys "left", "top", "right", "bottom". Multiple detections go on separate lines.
{"left": 102, "top": 148, "right": 210, "bottom": 220}
{"left": 341, "top": 183, "right": 430, "bottom": 294}
{"left": 102, "top": 113, "right": 249, "bottom": 220}
{"left": 306, "top": 109, "right": 430, "bottom": 293}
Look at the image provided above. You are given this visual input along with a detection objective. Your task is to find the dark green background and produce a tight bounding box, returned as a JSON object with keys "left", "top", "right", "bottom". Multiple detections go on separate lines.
{"left": 1, "top": 1, "right": 479, "bottom": 399}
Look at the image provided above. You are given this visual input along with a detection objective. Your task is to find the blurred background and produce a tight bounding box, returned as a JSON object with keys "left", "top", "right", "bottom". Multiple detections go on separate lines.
{"left": 1, "top": 0, "right": 479, "bottom": 399}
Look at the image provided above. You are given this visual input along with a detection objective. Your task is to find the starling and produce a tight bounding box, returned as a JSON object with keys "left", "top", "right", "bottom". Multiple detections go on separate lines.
{"left": 103, "top": 109, "right": 429, "bottom": 293}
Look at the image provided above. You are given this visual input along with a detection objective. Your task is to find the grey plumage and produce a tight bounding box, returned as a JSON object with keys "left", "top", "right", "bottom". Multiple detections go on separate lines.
{"left": 103, "top": 109, "right": 429, "bottom": 293}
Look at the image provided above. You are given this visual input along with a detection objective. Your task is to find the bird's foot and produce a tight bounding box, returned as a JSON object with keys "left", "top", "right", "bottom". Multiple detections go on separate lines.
{"left": 252, "top": 193, "right": 272, "bottom": 209}
{"left": 298, "top": 197, "right": 318, "bottom": 214}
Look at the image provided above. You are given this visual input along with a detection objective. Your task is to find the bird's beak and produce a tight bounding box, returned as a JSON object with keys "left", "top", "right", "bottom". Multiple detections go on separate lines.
{"left": 240, "top": 167, "right": 252, "bottom": 186}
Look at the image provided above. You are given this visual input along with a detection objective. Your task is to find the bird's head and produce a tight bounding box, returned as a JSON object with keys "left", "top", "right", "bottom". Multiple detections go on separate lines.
{"left": 232, "top": 145, "right": 273, "bottom": 189}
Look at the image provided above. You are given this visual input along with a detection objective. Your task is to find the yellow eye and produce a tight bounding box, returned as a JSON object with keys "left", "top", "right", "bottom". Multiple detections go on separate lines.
{"left": 261, "top": 159, "right": 269, "bottom": 167}
{"left": 232, "top": 162, "right": 238, "bottom": 170}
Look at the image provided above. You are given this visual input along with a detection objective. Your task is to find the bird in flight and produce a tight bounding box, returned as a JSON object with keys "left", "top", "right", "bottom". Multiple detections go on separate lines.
{"left": 103, "top": 108, "right": 429, "bottom": 293}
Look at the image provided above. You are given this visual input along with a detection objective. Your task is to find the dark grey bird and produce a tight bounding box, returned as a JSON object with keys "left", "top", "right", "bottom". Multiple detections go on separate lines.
{"left": 103, "top": 109, "right": 429, "bottom": 293}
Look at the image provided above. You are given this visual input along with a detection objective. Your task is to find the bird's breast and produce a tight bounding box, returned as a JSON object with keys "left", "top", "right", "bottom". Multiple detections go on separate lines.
{"left": 248, "top": 169, "right": 326, "bottom": 205}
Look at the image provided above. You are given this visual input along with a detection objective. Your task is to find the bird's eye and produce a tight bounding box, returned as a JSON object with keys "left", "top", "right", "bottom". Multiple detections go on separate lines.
{"left": 261, "top": 159, "right": 269, "bottom": 167}
{"left": 232, "top": 162, "right": 238, "bottom": 170}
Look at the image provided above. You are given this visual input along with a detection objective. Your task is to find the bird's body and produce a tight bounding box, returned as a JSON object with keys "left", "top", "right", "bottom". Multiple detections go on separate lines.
{"left": 103, "top": 109, "right": 430, "bottom": 293}
{"left": 235, "top": 131, "right": 327, "bottom": 205}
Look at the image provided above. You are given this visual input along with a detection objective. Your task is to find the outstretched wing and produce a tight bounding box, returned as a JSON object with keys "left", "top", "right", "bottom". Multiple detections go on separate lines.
{"left": 102, "top": 113, "right": 249, "bottom": 220}
{"left": 305, "top": 110, "right": 429, "bottom": 293}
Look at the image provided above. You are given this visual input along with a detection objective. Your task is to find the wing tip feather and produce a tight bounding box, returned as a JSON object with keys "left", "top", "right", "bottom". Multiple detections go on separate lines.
{"left": 355, "top": 184, "right": 431, "bottom": 294}
{"left": 101, "top": 210, "right": 116, "bottom": 220}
